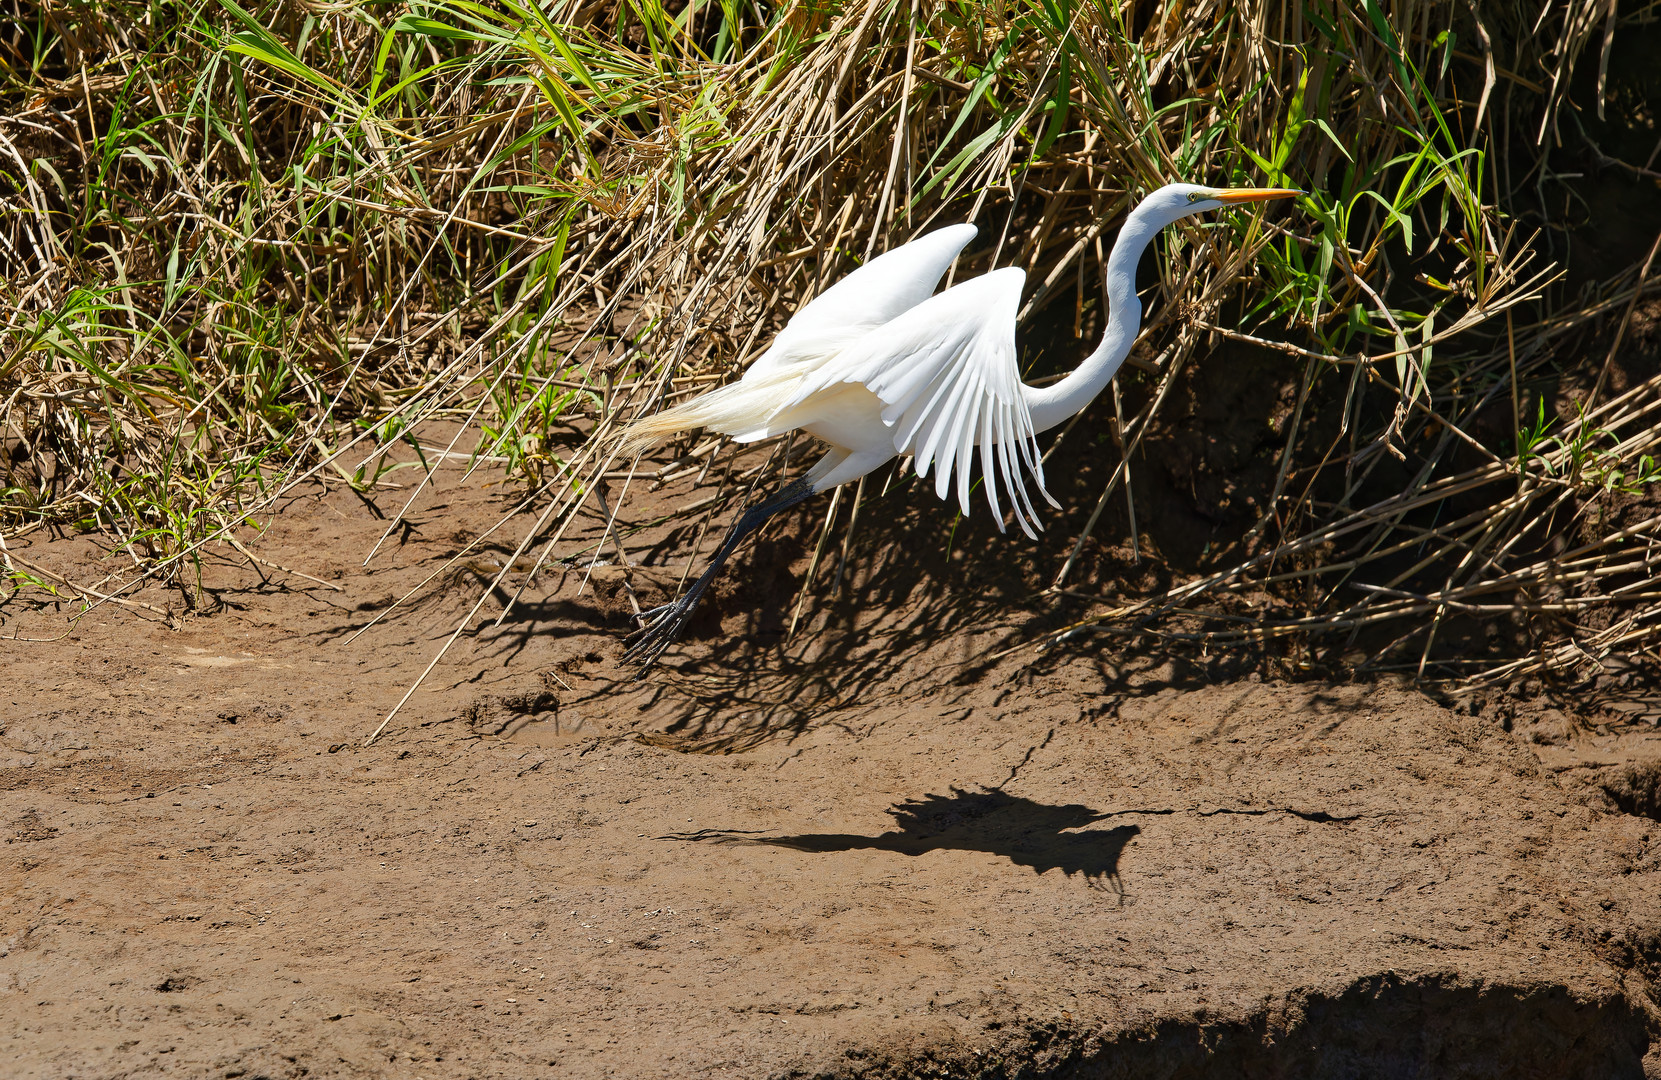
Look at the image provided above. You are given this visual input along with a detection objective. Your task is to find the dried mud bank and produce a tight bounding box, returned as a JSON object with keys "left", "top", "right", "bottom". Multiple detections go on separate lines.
{"left": 3, "top": 486, "right": 1661, "bottom": 1079}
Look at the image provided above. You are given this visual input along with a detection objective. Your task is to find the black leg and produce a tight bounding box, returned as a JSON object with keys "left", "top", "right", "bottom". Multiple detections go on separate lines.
{"left": 624, "top": 478, "right": 817, "bottom": 673}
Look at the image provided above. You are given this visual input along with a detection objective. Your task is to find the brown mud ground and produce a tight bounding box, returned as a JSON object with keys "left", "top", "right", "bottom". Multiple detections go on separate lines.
{"left": 4, "top": 460, "right": 1661, "bottom": 1079}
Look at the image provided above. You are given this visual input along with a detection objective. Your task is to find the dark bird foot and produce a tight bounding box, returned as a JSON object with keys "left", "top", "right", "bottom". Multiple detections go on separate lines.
{"left": 619, "top": 478, "right": 817, "bottom": 678}
{"left": 622, "top": 595, "right": 701, "bottom": 674}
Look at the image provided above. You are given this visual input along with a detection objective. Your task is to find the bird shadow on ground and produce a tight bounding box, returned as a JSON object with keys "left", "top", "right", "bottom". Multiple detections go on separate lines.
{"left": 660, "top": 786, "right": 1142, "bottom": 897}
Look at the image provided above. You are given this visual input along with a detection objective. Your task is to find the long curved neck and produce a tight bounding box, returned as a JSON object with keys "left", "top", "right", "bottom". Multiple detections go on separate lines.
{"left": 1025, "top": 208, "right": 1166, "bottom": 434}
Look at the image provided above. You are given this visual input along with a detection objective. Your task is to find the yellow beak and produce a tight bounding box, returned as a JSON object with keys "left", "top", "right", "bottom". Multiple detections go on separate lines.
{"left": 1213, "top": 187, "right": 1304, "bottom": 204}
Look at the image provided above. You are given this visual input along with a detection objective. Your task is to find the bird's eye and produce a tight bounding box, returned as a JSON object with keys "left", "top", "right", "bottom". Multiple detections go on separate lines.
{"left": 1186, "top": 190, "right": 1206, "bottom": 203}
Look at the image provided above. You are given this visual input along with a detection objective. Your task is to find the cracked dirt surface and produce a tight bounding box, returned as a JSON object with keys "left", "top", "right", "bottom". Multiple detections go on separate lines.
{"left": 3, "top": 474, "right": 1661, "bottom": 1078}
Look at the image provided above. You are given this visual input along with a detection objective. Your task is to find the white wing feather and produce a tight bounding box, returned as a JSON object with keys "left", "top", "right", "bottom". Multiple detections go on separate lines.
{"left": 744, "top": 223, "right": 979, "bottom": 381}
{"left": 793, "top": 266, "right": 1059, "bottom": 537}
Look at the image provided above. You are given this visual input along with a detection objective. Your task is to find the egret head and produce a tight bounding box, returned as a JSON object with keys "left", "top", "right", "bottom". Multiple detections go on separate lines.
{"left": 1139, "top": 182, "right": 1302, "bottom": 229}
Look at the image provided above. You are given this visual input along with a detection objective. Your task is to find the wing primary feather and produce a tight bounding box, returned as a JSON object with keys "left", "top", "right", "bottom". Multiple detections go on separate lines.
{"left": 919, "top": 358, "right": 976, "bottom": 494}
{"left": 978, "top": 403, "right": 1004, "bottom": 529}
{"left": 1011, "top": 407, "right": 1040, "bottom": 478}
{"left": 909, "top": 377, "right": 950, "bottom": 483}
{"left": 896, "top": 362, "right": 959, "bottom": 469}
{"left": 1027, "top": 430, "right": 1061, "bottom": 510}
{"left": 931, "top": 371, "right": 971, "bottom": 500}
{"left": 1002, "top": 401, "right": 1042, "bottom": 534}
{"left": 940, "top": 368, "right": 982, "bottom": 510}
{"left": 899, "top": 376, "right": 945, "bottom": 478}
{"left": 953, "top": 383, "right": 979, "bottom": 516}
{"left": 1008, "top": 404, "right": 1061, "bottom": 510}
{"left": 993, "top": 402, "right": 1024, "bottom": 535}
{"left": 998, "top": 404, "right": 1038, "bottom": 538}
{"left": 875, "top": 340, "right": 955, "bottom": 414}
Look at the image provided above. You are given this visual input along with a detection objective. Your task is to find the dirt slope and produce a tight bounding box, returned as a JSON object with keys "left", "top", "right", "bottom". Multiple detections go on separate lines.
{"left": 3, "top": 478, "right": 1660, "bottom": 1079}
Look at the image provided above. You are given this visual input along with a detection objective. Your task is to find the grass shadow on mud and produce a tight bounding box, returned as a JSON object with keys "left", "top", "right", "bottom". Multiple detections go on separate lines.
{"left": 419, "top": 430, "right": 1311, "bottom": 755}
{"left": 530, "top": 443, "right": 1294, "bottom": 753}
{"left": 533, "top": 471, "right": 1092, "bottom": 747}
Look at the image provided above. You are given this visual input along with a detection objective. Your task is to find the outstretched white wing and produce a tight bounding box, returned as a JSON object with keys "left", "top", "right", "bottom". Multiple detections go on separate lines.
{"left": 804, "top": 266, "right": 1059, "bottom": 537}
{"left": 744, "top": 223, "right": 979, "bottom": 381}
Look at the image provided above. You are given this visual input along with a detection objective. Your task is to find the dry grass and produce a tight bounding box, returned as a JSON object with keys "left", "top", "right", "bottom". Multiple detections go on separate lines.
{"left": 3, "top": 0, "right": 1658, "bottom": 700}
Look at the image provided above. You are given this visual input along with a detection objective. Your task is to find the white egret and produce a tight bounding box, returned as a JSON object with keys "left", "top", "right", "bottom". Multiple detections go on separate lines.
{"left": 620, "top": 182, "right": 1300, "bottom": 668}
